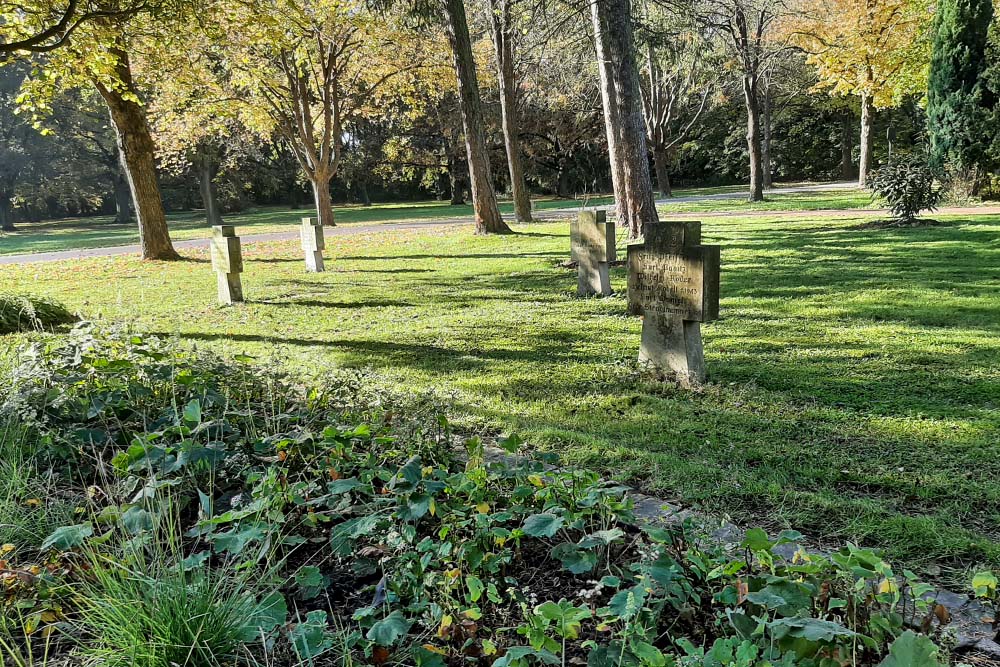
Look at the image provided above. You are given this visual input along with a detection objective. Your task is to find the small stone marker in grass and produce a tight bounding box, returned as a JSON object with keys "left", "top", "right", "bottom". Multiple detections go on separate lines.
{"left": 210, "top": 225, "right": 244, "bottom": 305}
{"left": 627, "top": 221, "right": 720, "bottom": 386}
{"left": 301, "top": 217, "right": 326, "bottom": 272}
{"left": 570, "top": 210, "right": 615, "bottom": 296}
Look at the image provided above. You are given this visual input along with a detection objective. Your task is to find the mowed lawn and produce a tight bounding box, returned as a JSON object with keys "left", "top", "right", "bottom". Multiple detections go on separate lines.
{"left": 2, "top": 208, "right": 999, "bottom": 578}
{"left": 0, "top": 182, "right": 845, "bottom": 257}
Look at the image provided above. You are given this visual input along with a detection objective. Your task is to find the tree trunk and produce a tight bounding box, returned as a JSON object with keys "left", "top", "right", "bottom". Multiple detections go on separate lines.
{"left": 762, "top": 79, "right": 772, "bottom": 189}
{"left": 858, "top": 93, "right": 874, "bottom": 188}
{"left": 591, "top": 0, "right": 624, "bottom": 219}
{"left": 0, "top": 191, "right": 13, "bottom": 231}
{"left": 199, "top": 150, "right": 224, "bottom": 226}
{"left": 358, "top": 179, "right": 371, "bottom": 207}
{"left": 443, "top": 0, "right": 510, "bottom": 234}
{"left": 593, "top": 0, "right": 658, "bottom": 239}
{"left": 743, "top": 74, "right": 764, "bottom": 202}
{"left": 112, "top": 168, "right": 133, "bottom": 225}
{"left": 311, "top": 174, "right": 335, "bottom": 226}
{"left": 95, "top": 49, "right": 179, "bottom": 261}
{"left": 652, "top": 148, "right": 672, "bottom": 198}
{"left": 489, "top": 0, "right": 532, "bottom": 223}
{"left": 840, "top": 111, "right": 854, "bottom": 180}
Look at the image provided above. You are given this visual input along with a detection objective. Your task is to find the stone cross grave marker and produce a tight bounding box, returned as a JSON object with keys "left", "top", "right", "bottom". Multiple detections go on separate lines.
{"left": 627, "top": 221, "right": 720, "bottom": 386}
{"left": 210, "top": 225, "right": 244, "bottom": 305}
{"left": 301, "top": 217, "right": 326, "bottom": 272}
{"left": 570, "top": 210, "right": 615, "bottom": 296}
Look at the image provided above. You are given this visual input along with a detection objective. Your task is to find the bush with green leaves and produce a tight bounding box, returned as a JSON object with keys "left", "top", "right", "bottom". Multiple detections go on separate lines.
{"left": 0, "top": 328, "right": 954, "bottom": 667}
{"left": 869, "top": 157, "right": 942, "bottom": 223}
{"left": 0, "top": 293, "right": 76, "bottom": 335}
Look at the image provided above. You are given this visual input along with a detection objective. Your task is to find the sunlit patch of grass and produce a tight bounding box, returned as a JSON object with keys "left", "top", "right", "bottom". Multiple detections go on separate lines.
{"left": 1, "top": 210, "right": 998, "bottom": 572}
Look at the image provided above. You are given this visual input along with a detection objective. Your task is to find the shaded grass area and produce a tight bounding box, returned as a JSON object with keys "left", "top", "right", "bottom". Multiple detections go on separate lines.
{"left": 2, "top": 209, "right": 998, "bottom": 575}
{"left": 0, "top": 183, "right": 838, "bottom": 257}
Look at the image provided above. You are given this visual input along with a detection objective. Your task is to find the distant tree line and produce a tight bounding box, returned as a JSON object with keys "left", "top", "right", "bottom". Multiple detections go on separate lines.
{"left": 1, "top": 0, "right": 997, "bottom": 252}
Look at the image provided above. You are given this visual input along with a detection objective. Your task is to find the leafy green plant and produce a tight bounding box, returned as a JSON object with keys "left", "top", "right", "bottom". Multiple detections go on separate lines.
{"left": 0, "top": 294, "right": 76, "bottom": 336}
{"left": 869, "top": 156, "right": 942, "bottom": 223}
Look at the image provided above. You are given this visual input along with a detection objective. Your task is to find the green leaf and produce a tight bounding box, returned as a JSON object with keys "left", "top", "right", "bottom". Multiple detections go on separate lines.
{"left": 741, "top": 527, "right": 772, "bottom": 552}
{"left": 551, "top": 544, "right": 598, "bottom": 574}
{"left": 289, "top": 610, "right": 332, "bottom": 658}
{"left": 121, "top": 506, "right": 153, "bottom": 535}
{"left": 295, "top": 566, "right": 327, "bottom": 599}
{"left": 240, "top": 592, "right": 287, "bottom": 641}
{"left": 522, "top": 513, "right": 563, "bottom": 538}
{"left": 466, "top": 575, "right": 484, "bottom": 602}
{"left": 182, "top": 399, "right": 202, "bottom": 424}
{"left": 878, "top": 631, "right": 942, "bottom": 667}
{"left": 327, "top": 478, "right": 363, "bottom": 494}
{"left": 366, "top": 610, "right": 412, "bottom": 647}
{"left": 972, "top": 570, "right": 998, "bottom": 597}
{"left": 40, "top": 523, "right": 93, "bottom": 551}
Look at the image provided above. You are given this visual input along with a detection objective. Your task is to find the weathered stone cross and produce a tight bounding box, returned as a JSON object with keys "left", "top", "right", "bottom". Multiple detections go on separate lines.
{"left": 210, "top": 225, "right": 244, "bottom": 305}
{"left": 627, "top": 221, "right": 720, "bottom": 386}
{"left": 301, "top": 217, "right": 326, "bottom": 272}
{"left": 570, "top": 210, "right": 615, "bottom": 296}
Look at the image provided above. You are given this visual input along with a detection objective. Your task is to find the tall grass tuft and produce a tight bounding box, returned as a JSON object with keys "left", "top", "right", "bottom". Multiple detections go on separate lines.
{"left": 0, "top": 420, "right": 78, "bottom": 551}
{"left": 81, "top": 558, "right": 261, "bottom": 667}
{"left": 0, "top": 294, "right": 77, "bottom": 335}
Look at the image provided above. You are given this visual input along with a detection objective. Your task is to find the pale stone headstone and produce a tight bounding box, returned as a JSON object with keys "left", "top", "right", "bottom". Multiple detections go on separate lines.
{"left": 300, "top": 217, "right": 325, "bottom": 272}
{"left": 570, "top": 210, "right": 615, "bottom": 296}
{"left": 210, "top": 225, "right": 244, "bottom": 305}
{"left": 627, "top": 221, "right": 720, "bottom": 386}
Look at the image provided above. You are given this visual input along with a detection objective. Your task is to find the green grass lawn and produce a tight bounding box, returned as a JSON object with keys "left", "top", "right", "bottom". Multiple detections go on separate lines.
{"left": 0, "top": 183, "right": 847, "bottom": 257}
{"left": 2, "top": 207, "right": 998, "bottom": 579}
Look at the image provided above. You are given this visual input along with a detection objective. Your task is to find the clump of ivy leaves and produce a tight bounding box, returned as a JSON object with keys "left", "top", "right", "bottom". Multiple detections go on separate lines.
{"left": 1, "top": 326, "right": 954, "bottom": 667}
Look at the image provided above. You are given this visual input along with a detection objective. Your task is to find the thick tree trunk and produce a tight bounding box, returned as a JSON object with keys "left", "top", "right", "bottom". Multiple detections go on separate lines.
{"left": 858, "top": 93, "right": 874, "bottom": 188}
{"left": 112, "top": 168, "right": 133, "bottom": 225}
{"left": 743, "top": 74, "right": 764, "bottom": 202}
{"left": 652, "top": 148, "right": 672, "bottom": 198}
{"left": 0, "top": 192, "right": 13, "bottom": 231}
{"left": 762, "top": 81, "right": 772, "bottom": 189}
{"left": 96, "top": 49, "right": 179, "bottom": 261}
{"left": 489, "top": 0, "right": 532, "bottom": 223}
{"left": 311, "top": 175, "right": 335, "bottom": 227}
{"left": 443, "top": 0, "right": 510, "bottom": 234}
{"left": 593, "top": 0, "right": 658, "bottom": 239}
{"left": 198, "top": 150, "right": 223, "bottom": 226}
{"left": 840, "top": 111, "right": 854, "bottom": 180}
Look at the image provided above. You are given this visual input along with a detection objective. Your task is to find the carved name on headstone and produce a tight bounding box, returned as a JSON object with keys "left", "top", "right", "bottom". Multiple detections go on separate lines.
{"left": 627, "top": 221, "right": 720, "bottom": 386}
{"left": 570, "top": 210, "right": 615, "bottom": 296}
{"left": 210, "top": 225, "right": 244, "bottom": 305}
{"left": 301, "top": 217, "right": 326, "bottom": 272}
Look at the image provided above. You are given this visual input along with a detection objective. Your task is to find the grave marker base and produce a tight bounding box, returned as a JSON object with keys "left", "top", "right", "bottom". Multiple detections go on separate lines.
{"left": 639, "top": 314, "right": 705, "bottom": 386}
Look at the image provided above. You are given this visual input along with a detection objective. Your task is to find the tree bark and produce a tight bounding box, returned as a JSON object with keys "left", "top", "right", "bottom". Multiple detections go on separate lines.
{"left": 311, "top": 174, "right": 335, "bottom": 226}
{"left": 652, "top": 148, "right": 672, "bottom": 198}
{"left": 95, "top": 49, "right": 178, "bottom": 260}
{"left": 762, "top": 78, "right": 772, "bottom": 189}
{"left": 858, "top": 93, "right": 874, "bottom": 188}
{"left": 111, "top": 167, "right": 133, "bottom": 225}
{"left": 593, "top": 0, "right": 658, "bottom": 239}
{"left": 591, "top": 0, "right": 624, "bottom": 217}
{"left": 743, "top": 73, "right": 764, "bottom": 202}
{"left": 443, "top": 0, "right": 510, "bottom": 234}
{"left": 198, "top": 150, "right": 223, "bottom": 226}
{"left": 0, "top": 191, "right": 14, "bottom": 231}
{"left": 489, "top": 0, "right": 532, "bottom": 222}
{"left": 840, "top": 110, "right": 854, "bottom": 180}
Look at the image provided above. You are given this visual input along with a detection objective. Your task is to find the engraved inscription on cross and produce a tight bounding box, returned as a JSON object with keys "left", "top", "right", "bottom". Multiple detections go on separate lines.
{"left": 627, "top": 221, "right": 720, "bottom": 386}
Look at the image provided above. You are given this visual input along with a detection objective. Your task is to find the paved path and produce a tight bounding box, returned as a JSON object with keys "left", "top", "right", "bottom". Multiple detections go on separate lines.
{"left": 3, "top": 181, "right": 973, "bottom": 266}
